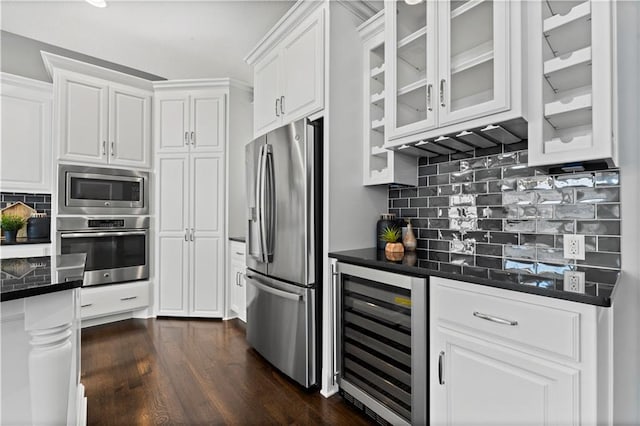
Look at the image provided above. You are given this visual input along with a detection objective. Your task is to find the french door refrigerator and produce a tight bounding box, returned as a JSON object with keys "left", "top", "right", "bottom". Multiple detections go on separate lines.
{"left": 245, "top": 118, "right": 321, "bottom": 388}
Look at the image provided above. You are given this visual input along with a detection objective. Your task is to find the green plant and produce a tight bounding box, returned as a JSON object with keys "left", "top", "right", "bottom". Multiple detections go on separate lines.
{"left": 1, "top": 214, "right": 26, "bottom": 231}
{"left": 379, "top": 225, "right": 401, "bottom": 244}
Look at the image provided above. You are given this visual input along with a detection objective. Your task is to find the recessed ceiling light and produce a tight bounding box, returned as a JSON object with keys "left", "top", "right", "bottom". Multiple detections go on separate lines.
{"left": 405, "top": 0, "right": 424, "bottom": 5}
{"left": 86, "top": 0, "right": 107, "bottom": 8}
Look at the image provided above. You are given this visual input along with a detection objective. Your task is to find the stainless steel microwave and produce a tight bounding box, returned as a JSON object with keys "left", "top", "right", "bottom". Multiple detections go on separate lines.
{"left": 58, "top": 165, "right": 149, "bottom": 215}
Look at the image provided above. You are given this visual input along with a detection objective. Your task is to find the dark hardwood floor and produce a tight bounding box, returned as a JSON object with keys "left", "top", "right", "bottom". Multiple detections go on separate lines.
{"left": 81, "top": 318, "right": 373, "bottom": 425}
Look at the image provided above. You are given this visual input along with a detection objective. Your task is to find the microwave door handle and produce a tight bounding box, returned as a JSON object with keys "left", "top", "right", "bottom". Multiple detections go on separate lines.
{"left": 60, "top": 231, "right": 147, "bottom": 238}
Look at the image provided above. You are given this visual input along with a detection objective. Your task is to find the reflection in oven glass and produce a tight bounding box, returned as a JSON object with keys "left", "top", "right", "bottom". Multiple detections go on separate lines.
{"left": 60, "top": 235, "right": 146, "bottom": 271}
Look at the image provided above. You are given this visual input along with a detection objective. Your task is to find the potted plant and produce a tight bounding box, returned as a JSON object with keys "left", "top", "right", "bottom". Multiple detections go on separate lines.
{"left": 380, "top": 225, "right": 404, "bottom": 261}
{"left": 1, "top": 214, "right": 26, "bottom": 243}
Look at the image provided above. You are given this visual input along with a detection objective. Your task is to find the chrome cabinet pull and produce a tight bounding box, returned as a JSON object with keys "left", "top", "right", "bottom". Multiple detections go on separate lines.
{"left": 190, "top": 131, "right": 195, "bottom": 145}
{"left": 190, "top": 228, "right": 194, "bottom": 241}
{"left": 120, "top": 296, "right": 137, "bottom": 301}
{"left": 473, "top": 311, "right": 518, "bottom": 326}
{"left": 438, "top": 351, "right": 445, "bottom": 385}
{"left": 440, "top": 79, "right": 446, "bottom": 107}
{"left": 102, "top": 140, "right": 107, "bottom": 156}
{"left": 280, "top": 96, "right": 285, "bottom": 115}
{"left": 110, "top": 141, "right": 115, "bottom": 156}
{"left": 427, "top": 84, "right": 433, "bottom": 112}
{"left": 275, "top": 98, "right": 280, "bottom": 117}
{"left": 81, "top": 303, "right": 93, "bottom": 308}
{"left": 184, "top": 228, "right": 188, "bottom": 242}
{"left": 184, "top": 131, "right": 189, "bottom": 145}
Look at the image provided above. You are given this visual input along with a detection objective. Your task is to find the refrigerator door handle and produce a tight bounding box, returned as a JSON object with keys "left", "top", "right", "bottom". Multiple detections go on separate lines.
{"left": 250, "top": 144, "right": 265, "bottom": 262}
{"left": 264, "top": 145, "right": 275, "bottom": 261}
{"left": 258, "top": 144, "right": 269, "bottom": 263}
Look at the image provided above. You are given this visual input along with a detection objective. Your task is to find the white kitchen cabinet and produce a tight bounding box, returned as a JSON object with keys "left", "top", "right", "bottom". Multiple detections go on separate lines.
{"left": 360, "top": 12, "right": 417, "bottom": 186}
{"left": 248, "top": 5, "right": 324, "bottom": 137}
{"left": 51, "top": 69, "right": 151, "bottom": 168}
{"left": 384, "top": 0, "right": 525, "bottom": 149}
{"left": 430, "top": 277, "right": 610, "bottom": 425}
{"left": 0, "top": 73, "right": 53, "bottom": 193}
{"left": 156, "top": 154, "right": 224, "bottom": 317}
{"left": 528, "top": 0, "right": 616, "bottom": 167}
{"left": 228, "top": 241, "right": 246, "bottom": 322}
{"left": 154, "top": 88, "right": 226, "bottom": 154}
{"left": 80, "top": 281, "right": 150, "bottom": 322}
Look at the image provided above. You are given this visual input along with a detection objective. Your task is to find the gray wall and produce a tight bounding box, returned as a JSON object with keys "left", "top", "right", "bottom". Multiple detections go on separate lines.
{"left": 1, "top": 31, "right": 165, "bottom": 82}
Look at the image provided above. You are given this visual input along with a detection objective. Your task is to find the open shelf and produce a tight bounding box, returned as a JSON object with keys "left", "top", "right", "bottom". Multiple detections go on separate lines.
{"left": 451, "top": 40, "right": 494, "bottom": 75}
{"left": 371, "top": 146, "right": 389, "bottom": 157}
{"left": 371, "top": 118, "right": 385, "bottom": 132}
{"left": 371, "top": 91, "right": 385, "bottom": 107}
{"left": 371, "top": 64, "right": 385, "bottom": 79}
{"left": 544, "top": 47, "right": 591, "bottom": 93}
{"left": 450, "top": 0, "right": 486, "bottom": 20}
{"left": 543, "top": 123, "right": 593, "bottom": 154}
{"left": 543, "top": 1, "right": 590, "bottom": 33}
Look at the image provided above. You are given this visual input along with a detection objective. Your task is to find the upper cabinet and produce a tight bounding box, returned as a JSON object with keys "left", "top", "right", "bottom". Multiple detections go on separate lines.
{"left": 154, "top": 87, "right": 226, "bottom": 154}
{"left": 384, "top": 0, "right": 525, "bottom": 149}
{"left": 42, "top": 52, "right": 152, "bottom": 169}
{"left": 0, "top": 73, "right": 53, "bottom": 193}
{"left": 527, "top": 1, "right": 616, "bottom": 167}
{"left": 246, "top": 4, "right": 325, "bottom": 137}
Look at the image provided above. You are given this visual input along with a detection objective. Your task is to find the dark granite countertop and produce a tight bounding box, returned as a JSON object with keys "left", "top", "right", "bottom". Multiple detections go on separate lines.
{"left": 330, "top": 248, "right": 618, "bottom": 307}
{"left": 1, "top": 254, "right": 86, "bottom": 302}
{"left": 1, "top": 237, "right": 52, "bottom": 246}
{"left": 229, "top": 236, "right": 246, "bottom": 243}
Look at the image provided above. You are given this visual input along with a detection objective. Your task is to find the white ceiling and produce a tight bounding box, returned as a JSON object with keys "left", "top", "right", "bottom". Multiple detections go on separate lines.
{"left": 0, "top": 0, "right": 295, "bottom": 82}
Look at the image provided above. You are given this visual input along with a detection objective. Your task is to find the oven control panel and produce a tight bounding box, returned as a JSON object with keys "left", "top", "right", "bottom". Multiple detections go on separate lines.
{"left": 87, "top": 219, "right": 125, "bottom": 228}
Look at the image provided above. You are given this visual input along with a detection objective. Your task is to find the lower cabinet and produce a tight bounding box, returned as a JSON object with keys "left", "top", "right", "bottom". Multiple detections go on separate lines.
{"left": 80, "top": 281, "right": 150, "bottom": 321}
{"left": 429, "top": 277, "right": 608, "bottom": 425}
{"left": 228, "top": 241, "right": 246, "bottom": 322}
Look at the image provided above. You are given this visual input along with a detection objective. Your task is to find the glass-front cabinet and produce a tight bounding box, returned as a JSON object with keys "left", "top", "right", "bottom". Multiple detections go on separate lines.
{"left": 386, "top": 1, "right": 437, "bottom": 140}
{"left": 438, "top": 0, "right": 509, "bottom": 126}
{"left": 385, "top": 0, "right": 515, "bottom": 145}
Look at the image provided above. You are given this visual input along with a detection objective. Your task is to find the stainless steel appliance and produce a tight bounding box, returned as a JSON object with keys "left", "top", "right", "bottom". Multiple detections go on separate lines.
{"left": 335, "top": 262, "right": 427, "bottom": 426}
{"left": 245, "top": 118, "right": 322, "bottom": 388}
{"left": 58, "top": 164, "right": 148, "bottom": 215}
{"left": 57, "top": 217, "right": 149, "bottom": 286}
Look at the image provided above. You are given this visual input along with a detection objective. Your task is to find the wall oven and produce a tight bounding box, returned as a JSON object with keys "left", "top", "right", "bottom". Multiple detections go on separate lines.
{"left": 57, "top": 217, "right": 149, "bottom": 286}
{"left": 334, "top": 262, "right": 427, "bottom": 426}
{"left": 58, "top": 164, "right": 149, "bottom": 215}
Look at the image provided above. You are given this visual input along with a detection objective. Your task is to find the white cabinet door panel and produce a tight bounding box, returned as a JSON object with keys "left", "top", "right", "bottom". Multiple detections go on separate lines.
{"left": 60, "top": 75, "right": 108, "bottom": 163}
{"left": 109, "top": 86, "right": 150, "bottom": 167}
{"left": 191, "top": 236, "right": 223, "bottom": 317}
{"left": 157, "top": 156, "right": 188, "bottom": 233}
{"left": 191, "top": 94, "right": 225, "bottom": 152}
{"left": 157, "top": 236, "right": 189, "bottom": 315}
{"left": 253, "top": 52, "right": 282, "bottom": 137}
{"left": 190, "top": 154, "right": 223, "bottom": 235}
{"left": 156, "top": 95, "right": 190, "bottom": 153}
{"left": 431, "top": 328, "right": 579, "bottom": 426}
{"left": 0, "top": 77, "right": 52, "bottom": 192}
{"left": 281, "top": 9, "right": 324, "bottom": 123}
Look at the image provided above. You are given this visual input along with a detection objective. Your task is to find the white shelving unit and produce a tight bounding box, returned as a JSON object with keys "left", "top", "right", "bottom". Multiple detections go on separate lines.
{"left": 360, "top": 11, "right": 416, "bottom": 187}
{"left": 528, "top": 0, "right": 616, "bottom": 166}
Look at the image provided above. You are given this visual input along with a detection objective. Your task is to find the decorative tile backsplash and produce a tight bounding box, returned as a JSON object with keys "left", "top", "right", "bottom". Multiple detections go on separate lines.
{"left": 1, "top": 192, "right": 52, "bottom": 216}
{"left": 388, "top": 147, "right": 621, "bottom": 278}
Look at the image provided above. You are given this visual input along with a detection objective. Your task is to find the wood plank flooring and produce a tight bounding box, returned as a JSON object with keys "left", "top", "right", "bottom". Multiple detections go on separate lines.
{"left": 81, "top": 318, "right": 373, "bottom": 425}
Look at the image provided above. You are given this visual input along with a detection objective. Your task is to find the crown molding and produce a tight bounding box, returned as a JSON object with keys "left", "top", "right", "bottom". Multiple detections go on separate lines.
{"left": 152, "top": 78, "right": 252, "bottom": 93}
{"left": 338, "top": 0, "right": 380, "bottom": 22}
{"left": 357, "top": 9, "right": 384, "bottom": 40}
{"left": 41, "top": 51, "right": 153, "bottom": 91}
{"left": 0, "top": 72, "right": 53, "bottom": 95}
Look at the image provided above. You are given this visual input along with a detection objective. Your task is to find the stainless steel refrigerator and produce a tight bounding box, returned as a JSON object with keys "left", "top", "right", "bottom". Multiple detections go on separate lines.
{"left": 245, "top": 118, "right": 321, "bottom": 388}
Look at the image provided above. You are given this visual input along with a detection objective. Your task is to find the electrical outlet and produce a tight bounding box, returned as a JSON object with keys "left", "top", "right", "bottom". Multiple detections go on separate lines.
{"left": 563, "top": 234, "right": 585, "bottom": 260}
{"left": 564, "top": 271, "right": 586, "bottom": 293}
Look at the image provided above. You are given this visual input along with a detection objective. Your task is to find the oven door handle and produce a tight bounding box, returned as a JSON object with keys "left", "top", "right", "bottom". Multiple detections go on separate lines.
{"left": 60, "top": 231, "right": 147, "bottom": 238}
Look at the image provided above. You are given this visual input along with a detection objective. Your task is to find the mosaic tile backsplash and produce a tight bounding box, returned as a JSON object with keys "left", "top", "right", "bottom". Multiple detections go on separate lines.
{"left": 388, "top": 148, "right": 621, "bottom": 278}
{"left": 1, "top": 192, "right": 52, "bottom": 216}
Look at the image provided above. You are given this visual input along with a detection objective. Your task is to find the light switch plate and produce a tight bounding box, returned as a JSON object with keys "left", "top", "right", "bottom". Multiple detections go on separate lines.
{"left": 564, "top": 271, "right": 585, "bottom": 293}
{"left": 563, "top": 234, "right": 585, "bottom": 260}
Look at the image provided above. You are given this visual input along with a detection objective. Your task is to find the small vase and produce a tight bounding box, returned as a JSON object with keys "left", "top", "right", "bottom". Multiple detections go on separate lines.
{"left": 3, "top": 230, "right": 17, "bottom": 242}
{"left": 403, "top": 220, "right": 417, "bottom": 252}
{"left": 385, "top": 242, "right": 404, "bottom": 261}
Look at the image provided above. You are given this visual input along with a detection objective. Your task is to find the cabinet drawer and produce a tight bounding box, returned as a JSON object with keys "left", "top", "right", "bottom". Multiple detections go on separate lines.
{"left": 80, "top": 281, "right": 149, "bottom": 319}
{"left": 230, "top": 241, "right": 246, "bottom": 262}
{"left": 431, "top": 277, "right": 581, "bottom": 361}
